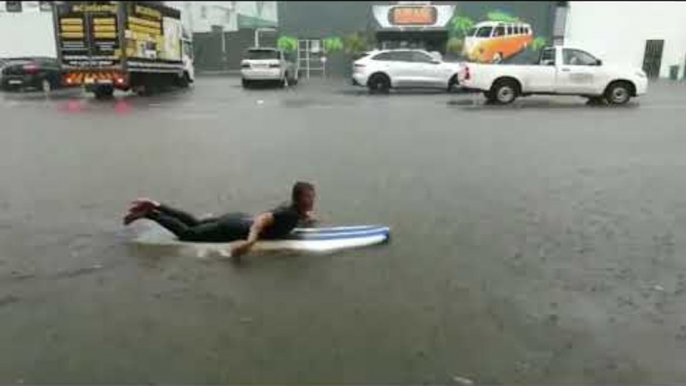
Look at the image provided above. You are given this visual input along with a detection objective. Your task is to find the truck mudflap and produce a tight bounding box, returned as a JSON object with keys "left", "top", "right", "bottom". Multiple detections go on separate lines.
{"left": 63, "top": 71, "right": 128, "bottom": 89}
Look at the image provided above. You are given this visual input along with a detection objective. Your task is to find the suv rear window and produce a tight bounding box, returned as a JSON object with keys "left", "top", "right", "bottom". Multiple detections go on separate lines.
{"left": 246, "top": 50, "right": 280, "bottom": 60}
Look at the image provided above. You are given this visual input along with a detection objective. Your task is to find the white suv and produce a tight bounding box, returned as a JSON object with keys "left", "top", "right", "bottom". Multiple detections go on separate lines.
{"left": 241, "top": 48, "right": 298, "bottom": 88}
{"left": 352, "top": 49, "right": 464, "bottom": 93}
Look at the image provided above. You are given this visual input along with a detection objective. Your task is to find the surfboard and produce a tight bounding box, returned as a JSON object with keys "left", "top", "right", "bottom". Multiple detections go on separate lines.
{"left": 131, "top": 222, "right": 390, "bottom": 258}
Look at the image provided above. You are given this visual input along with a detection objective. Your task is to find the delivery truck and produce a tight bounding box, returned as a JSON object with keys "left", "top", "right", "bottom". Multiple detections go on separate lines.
{"left": 52, "top": 1, "right": 194, "bottom": 98}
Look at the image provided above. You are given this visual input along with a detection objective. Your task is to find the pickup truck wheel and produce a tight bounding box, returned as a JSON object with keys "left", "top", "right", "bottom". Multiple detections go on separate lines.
{"left": 605, "top": 82, "right": 632, "bottom": 105}
{"left": 368, "top": 73, "right": 390, "bottom": 94}
{"left": 491, "top": 79, "right": 519, "bottom": 104}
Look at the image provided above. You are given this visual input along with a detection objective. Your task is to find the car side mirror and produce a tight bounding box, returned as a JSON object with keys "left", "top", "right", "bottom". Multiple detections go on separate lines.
{"left": 596, "top": 59, "right": 603, "bottom": 66}
{"left": 431, "top": 59, "right": 440, "bottom": 64}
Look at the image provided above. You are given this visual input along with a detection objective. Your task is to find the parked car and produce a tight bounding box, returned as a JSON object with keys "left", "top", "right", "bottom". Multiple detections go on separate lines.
{"left": 351, "top": 49, "right": 464, "bottom": 93}
{"left": 460, "top": 46, "right": 648, "bottom": 105}
{"left": 463, "top": 21, "right": 533, "bottom": 63}
{"left": 241, "top": 48, "right": 298, "bottom": 88}
{"left": 0, "top": 57, "right": 63, "bottom": 92}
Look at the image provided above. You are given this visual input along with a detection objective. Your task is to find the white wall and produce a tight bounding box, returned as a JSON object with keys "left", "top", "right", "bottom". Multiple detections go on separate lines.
{"left": 168, "top": 2, "right": 278, "bottom": 34}
{"left": 565, "top": 1, "right": 686, "bottom": 78}
{"left": 0, "top": 7, "right": 56, "bottom": 58}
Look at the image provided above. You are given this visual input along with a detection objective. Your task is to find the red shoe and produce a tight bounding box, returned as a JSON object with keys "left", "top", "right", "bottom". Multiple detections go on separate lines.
{"left": 129, "top": 198, "right": 160, "bottom": 213}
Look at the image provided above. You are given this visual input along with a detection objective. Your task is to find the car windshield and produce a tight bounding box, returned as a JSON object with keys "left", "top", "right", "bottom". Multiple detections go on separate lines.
{"left": 246, "top": 50, "right": 280, "bottom": 60}
{"left": 476, "top": 26, "right": 493, "bottom": 37}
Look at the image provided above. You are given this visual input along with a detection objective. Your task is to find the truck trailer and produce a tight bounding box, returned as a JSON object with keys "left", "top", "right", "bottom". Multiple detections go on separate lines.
{"left": 52, "top": 1, "right": 194, "bottom": 98}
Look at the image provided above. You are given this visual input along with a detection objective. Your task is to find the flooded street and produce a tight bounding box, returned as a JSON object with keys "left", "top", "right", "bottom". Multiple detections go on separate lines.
{"left": 2, "top": 78, "right": 686, "bottom": 383}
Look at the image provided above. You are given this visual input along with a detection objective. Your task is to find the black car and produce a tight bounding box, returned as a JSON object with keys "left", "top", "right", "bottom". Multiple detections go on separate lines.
{"left": 0, "top": 57, "right": 63, "bottom": 92}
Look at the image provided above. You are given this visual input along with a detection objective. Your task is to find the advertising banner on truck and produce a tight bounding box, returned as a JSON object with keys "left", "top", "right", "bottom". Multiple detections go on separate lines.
{"left": 55, "top": 2, "right": 121, "bottom": 68}
{"left": 125, "top": 3, "right": 181, "bottom": 63}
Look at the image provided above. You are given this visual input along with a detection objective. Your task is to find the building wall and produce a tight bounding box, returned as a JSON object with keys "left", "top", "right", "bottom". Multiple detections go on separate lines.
{"left": 565, "top": 1, "right": 686, "bottom": 78}
{"left": 0, "top": 3, "right": 56, "bottom": 58}
{"left": 278, "top": 1, "right": 557, "bottom": 76}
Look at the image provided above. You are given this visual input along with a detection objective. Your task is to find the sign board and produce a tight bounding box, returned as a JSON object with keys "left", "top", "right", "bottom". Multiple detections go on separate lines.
{"left": 389, "top": 6, "right": 437, "bottom": 26}
{"left": 373, "top": 4, "right": 455, "bottom": 29}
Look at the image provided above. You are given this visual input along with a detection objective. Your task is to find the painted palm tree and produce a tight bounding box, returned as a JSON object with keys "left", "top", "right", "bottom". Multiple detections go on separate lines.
{"left": 486, "top": 10, "right": 520, "bottom": 23}
{"left": 450, "top": 15, "right": 475, "bottom": 37}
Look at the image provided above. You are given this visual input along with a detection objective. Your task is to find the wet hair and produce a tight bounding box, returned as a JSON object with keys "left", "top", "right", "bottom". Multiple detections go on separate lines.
{"left": 292, "top": 181, "right": 315, "bottom": 203}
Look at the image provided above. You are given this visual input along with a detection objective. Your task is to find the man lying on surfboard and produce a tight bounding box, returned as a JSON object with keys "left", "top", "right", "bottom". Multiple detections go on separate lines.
{"left": 123, "top": 181, "right": 316, "bottom": 260}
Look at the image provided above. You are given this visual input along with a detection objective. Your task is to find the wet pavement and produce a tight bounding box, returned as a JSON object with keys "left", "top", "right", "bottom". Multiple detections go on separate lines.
{"left": 1, "top": 78, "right": 686, "bottom": 383}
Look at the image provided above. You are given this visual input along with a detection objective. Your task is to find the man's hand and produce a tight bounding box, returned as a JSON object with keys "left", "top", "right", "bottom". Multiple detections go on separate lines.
{"left": 228, "top": 212, "right": 275, "bottom": 261}
{"left": 303, "top": 211, "right": 318, "bottom": 225}
{"left": 231, "top": 241, "right": 253, "bottom": 258}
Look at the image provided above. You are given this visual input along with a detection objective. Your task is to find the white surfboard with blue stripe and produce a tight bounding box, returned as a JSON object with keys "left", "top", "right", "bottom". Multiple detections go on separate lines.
{"left": 132, "top": 222, "right": 390, "bottom": 258}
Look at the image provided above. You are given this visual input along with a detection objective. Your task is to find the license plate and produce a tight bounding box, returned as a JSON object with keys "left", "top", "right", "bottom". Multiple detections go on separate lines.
{"left": 8, "top": 80, "right": 22, "bottom": 85}
{"left": 254, "top": 64, "right": 269, "bottom": 69}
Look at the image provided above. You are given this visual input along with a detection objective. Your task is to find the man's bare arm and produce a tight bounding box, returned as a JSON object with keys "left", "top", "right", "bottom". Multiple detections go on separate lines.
{"left": 231, "top": 212, "right": 274, "bottom": 257}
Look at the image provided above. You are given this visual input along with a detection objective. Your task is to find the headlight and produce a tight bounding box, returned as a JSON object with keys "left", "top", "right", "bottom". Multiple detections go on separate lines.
{"left": 269, "top": 63, "right": 281, "bottom": 68}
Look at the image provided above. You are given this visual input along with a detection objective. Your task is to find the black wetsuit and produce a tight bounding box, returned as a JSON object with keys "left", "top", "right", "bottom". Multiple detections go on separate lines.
{"left": 146, "top": 204, "right": 300, "bottom": 242}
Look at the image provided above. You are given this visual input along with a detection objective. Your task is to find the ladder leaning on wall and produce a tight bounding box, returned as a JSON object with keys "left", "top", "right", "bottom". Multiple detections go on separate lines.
{"left": 297, "top": 39, "right": 325, "bottom": 78}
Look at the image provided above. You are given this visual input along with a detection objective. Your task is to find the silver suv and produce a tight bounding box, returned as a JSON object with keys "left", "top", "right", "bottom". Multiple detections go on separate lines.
{"left": 241, "top": 48, "right": 298, "bottom": 88}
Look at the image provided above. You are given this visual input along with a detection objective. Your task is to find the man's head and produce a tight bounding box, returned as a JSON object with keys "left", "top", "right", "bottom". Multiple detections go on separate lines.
{"left": 291, "top": 181, "right": 316, "bottom": 214}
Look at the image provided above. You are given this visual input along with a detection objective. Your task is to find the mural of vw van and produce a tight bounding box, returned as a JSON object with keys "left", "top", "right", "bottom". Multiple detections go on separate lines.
{"left": 463, "top": 21, "right": 533, "bottom": 63}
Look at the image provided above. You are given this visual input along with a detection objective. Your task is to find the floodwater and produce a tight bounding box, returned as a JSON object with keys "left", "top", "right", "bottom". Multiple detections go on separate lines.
{"left": 2, "top": 79, "right": 686, "bottom": 383}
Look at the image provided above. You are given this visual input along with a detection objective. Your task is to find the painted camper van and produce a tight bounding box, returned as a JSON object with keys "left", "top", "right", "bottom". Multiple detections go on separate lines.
{"left": 463, "top": 21, "right": 533, "bottom": 63}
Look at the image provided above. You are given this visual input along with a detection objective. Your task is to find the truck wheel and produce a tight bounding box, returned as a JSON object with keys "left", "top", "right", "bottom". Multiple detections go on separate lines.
{"left": 483, "top": 91, "right": 497, "bottom": 104}
{"left": 93, "top": 85, "right": 114, "bottom": 99}
{"left": 368, "top": 73, "right": 390, "bottom": 94}
{"left": 242, "top": 78, "right": 251, "bottom": 89}
{"left": 178, "top": 72, "right": 191, "bottom": 88}
{"left": 605, "top": 81, "right": 632, "bottom": 105}
{"left": 491, "top": 79, "right": 519, "bottom": 104}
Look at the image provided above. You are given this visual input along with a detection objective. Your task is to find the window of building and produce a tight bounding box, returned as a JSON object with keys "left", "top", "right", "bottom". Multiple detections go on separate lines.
{"left": 476, "top": 26, "right": 493, "bottom": 38}
{"left": 6, "top": 1, "right": 22, "bottom": 12}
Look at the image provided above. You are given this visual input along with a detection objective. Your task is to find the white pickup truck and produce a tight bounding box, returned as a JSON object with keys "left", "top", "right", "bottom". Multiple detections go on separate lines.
{"left": 461, "top": 46, "right": 648, "bottom": 105}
